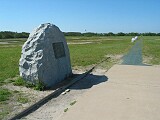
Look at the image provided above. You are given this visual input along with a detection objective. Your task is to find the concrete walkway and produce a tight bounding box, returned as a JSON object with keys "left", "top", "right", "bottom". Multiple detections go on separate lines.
{"left": 59, "top": 65, "right": 160, "bottom": 120}
{"left": 122, "top": 40, "right": 143, "bottom": 65}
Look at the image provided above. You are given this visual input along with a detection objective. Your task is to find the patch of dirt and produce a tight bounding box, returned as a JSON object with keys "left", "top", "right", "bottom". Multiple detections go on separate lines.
{"left": 0, "top": 45, "right": 18, "bottom": 48}
{"left": 153, "top": 65, "right": 160, "bottom": 68}
{"left": 67, "top": 42, "right": 93, "bottom": 45}
{"left": 0, "top": 42, "right": 9, "bottom": 44}
{"left": 1, "top": 84, "right": 54, "bottom": 120}
{"left": 72, "top": 54, "right": 123, "bottom": 74}
{"left": 72, "top": 65, "right": 94, "bottom": 74}
{"left": 98, "top": 54, "right": 123, "bottom": 69}
{"left": 143, "top": 56, "right": 153, "bottom": 65}
{"left": 2, "top": 84, "right": 53, "bottom": 99}
{"left": 105, "top": 54, "right": 123, "bottom": 64}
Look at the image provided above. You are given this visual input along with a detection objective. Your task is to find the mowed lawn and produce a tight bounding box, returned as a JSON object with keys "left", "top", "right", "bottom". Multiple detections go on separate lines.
{"left": 0, "top": 36, "right": 160, "bottom": 85}
{"left": 68, "top": 36, "right": 133, "bottom": 66}
{"left": 143, "top": 36, "right": 160, "bottom": 64}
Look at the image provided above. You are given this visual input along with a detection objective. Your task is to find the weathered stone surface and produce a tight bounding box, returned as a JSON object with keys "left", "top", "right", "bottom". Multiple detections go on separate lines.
{"left": 19, "top": 23, "right": 72, "bottom": 87}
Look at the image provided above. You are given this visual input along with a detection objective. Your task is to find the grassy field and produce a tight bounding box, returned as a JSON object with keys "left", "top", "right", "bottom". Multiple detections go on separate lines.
{"left": 68, "top": 36, "right": 133, "bottom": 66}
{"left": 0, "top": 36, "right": 133, "bottom": 85}
{"left": 142, "top": 36, "right": 160, "bottom": 64}
{"left": 0, "top": 36, "right": 160, "bottom": 85}
{"left": 0, "top": 36, "right": 160, "bottom": 119}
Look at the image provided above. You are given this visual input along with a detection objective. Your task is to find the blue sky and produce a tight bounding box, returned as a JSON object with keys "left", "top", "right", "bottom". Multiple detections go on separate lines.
{"left": 0, "top": 0, "right": 160, "bottom": 33}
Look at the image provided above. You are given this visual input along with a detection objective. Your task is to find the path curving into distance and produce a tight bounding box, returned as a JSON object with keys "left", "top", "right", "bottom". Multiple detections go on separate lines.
{"left": 122, "top": 39, "right": 144, "bottom": 65}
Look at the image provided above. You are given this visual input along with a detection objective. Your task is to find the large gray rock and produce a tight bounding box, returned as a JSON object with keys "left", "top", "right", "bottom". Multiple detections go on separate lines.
{"left": 19, "top": 23, "right": 72, "bottom": 87}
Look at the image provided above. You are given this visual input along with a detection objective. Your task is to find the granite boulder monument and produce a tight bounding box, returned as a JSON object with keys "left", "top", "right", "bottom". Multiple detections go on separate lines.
{"left": 19, "top": 23, "right": 72, "bottom": 87}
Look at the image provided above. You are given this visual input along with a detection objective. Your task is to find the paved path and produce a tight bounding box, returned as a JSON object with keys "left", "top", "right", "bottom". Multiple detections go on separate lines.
{"left": 24, "top": 70, "right": 107, "bottom": 120}
{"left": 59, "top": 65, "right": 160, "bottom": 120}
{"left": 122, "top": 40, "right": 143, "bottom": 65}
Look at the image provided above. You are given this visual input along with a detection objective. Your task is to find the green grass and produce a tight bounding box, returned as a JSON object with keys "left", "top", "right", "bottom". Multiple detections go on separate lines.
{"left": 33, "top": 81, "right": 45, "bottom": 91}
{"left": 0, "top": 36, "right": 160, "bottom": 86}
{"left": 17, "top": 96, "right": 29, "bottom": 104}
{"left": 0, "top": 38, "right": 26, "bottom": 45}
{"left": 0, "top": 46, "right": 21, "bottom": 85}
{"left": 0, "top": 88, "right": 12, "bottom": 102}
{"left": 13, "top": 77, "right": 45, "bottom": 91}
{"left": 70, "top": 100, "right": 77, "bottom": 106}
{"left": 13, "top": 77, "right": 26, "bottom": 86}
{"left": 0, "top": 87, "right": 29, "bottom": 119}
{"left": 66, "top": 36, "right": 132, "bottom": 44}
{"left": 64, "top": 108, "right": 68, "bottom": 112}
{"left": 0, "top": 88, "right": 12, "bottom": 119}
{"left": 0, "top": 111, "right": 9, "bottom": 120}
{"left": 69, "top": 38, "right": 133, "bottom": 66}
{"left": 142, "top": 36, "right": 160, "bottom": 64}
{"left": 0, "top": 36, "right": 133, "bottom": 86}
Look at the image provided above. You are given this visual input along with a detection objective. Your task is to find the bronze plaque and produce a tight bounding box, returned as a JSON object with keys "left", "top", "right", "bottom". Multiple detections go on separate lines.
{"left": 52, "top": 42, "right": 65, "bottom": 59}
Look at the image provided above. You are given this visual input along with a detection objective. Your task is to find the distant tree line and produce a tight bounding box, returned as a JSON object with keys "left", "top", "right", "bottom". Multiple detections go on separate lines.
{"left": 0, "top": 31, "right": 160, "bottom": 39}
{"left": 0, "top": 31, "right": 29, "bottom": 39}
{"left": 64, "top": 32, "right": 160, "bottom": 36}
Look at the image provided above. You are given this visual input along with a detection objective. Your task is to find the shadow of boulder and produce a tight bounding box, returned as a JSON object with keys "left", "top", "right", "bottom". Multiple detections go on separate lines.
{"left": 69, "top": 74, "right": 108, "bottom": 90}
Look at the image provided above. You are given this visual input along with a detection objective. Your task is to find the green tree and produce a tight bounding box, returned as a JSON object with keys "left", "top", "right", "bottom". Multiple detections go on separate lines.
{"left": 117, "top": 32, "right": 126, "bottom": 36}
{"left": 107, "top": 32, "right": 115, "bottom": 36}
